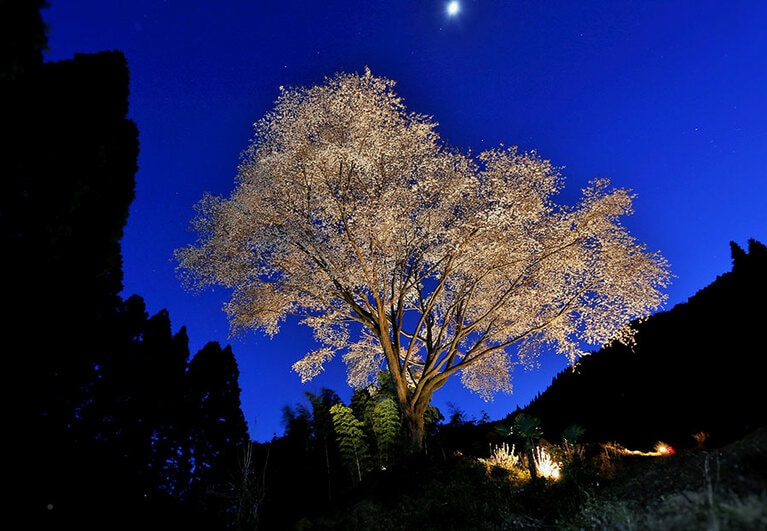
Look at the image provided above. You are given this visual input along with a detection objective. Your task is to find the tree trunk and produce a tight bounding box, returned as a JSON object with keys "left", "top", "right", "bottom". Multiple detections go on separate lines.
{"left": 403, "top": 409, "right": 425, "bottom": 455}
{"left": 526, "top": 442, "right": 538, "bottom": 483}
{"left": 401, "top": 399, "right": 428, "bottom": 455}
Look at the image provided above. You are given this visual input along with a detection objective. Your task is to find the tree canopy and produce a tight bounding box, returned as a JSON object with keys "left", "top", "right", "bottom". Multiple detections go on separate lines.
{"left": 175, "top": 68, "right": 671, "bottom": 452}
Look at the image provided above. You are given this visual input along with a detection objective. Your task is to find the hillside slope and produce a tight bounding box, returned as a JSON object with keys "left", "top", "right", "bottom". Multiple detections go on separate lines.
{"left": 520, "top": 238, "right": 767, "bottom": 450}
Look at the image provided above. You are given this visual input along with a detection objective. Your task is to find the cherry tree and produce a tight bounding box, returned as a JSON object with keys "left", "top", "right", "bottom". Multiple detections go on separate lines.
{"left": 174, "top": 68, "right": 671, "bottom": 453}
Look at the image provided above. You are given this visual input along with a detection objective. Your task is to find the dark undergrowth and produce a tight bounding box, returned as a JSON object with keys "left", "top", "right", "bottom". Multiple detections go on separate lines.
{"left": 291, "top": 426, "right": 767, "bottom": 530}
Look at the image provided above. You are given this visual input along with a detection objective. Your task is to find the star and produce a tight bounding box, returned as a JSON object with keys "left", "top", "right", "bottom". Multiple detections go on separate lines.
{"left": 446, "top": 1, "right": 460, "bottom": 17}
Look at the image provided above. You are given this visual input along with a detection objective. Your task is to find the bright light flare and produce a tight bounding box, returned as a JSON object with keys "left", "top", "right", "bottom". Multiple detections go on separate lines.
{"left": 606, "top": 441, "right": 676, "bottom": 457}
{"left": 654, "top": 442, "right": 675, "bottom": 456}
{"left": 446, "top": 1, "right": 460, "bottom": 16}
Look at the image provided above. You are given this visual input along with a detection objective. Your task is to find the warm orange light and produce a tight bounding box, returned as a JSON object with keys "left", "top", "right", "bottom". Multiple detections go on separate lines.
{"left": 654, "top": 442, "right": 675, "bottom": 456}
{"left": 605, "top": 441, "right": 676, "bottom": 457}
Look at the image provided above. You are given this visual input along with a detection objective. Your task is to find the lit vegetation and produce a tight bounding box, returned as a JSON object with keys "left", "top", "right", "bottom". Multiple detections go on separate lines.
{"left": 479, "top": 442, "right": 520, "bottom": 472}
{"left": 314, "top": 426, "right": 767, "bottom": 530}
{"left": 330, "top": 403, "right": 370, "bottom": 482}
{"left": 533, "top": 445, "right": 562, "bottom": 479}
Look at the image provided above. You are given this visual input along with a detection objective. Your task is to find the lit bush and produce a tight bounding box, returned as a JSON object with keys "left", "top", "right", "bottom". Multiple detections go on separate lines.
{"left": 479, "top": 442, "right": 521, "bottom": 471}
{"left": 533, "top": 446, "right": 562, "bottom": 480}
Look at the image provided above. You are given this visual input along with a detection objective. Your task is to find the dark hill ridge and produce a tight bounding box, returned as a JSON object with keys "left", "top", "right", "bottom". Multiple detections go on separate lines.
{"left": 517, "top": 238, "right": 767, "bottom": 451}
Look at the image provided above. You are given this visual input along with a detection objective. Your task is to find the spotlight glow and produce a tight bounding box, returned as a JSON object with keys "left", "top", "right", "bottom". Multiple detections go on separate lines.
{"left": 447, "top": 1, "right": 460, "bottom": 16}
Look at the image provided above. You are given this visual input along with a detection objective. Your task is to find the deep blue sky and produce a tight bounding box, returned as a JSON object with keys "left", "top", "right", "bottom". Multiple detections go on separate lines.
{"left": 42, "top": 1, "right": 766, "bottom": 443}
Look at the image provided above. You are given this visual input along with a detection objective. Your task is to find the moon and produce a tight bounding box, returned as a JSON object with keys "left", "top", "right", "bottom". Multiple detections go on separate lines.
{"left": 446, "top": 1, "right": 460, "bottom": 16}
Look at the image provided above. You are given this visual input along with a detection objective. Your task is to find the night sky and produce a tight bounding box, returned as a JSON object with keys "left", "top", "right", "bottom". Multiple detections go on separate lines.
{"left": 42, "top": 1, "right": 766, "bottom": 442}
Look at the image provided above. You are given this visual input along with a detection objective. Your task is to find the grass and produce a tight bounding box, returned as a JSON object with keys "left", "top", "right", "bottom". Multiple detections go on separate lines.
{"left": 296, "top": 426, "right": 767, "bottom": 530}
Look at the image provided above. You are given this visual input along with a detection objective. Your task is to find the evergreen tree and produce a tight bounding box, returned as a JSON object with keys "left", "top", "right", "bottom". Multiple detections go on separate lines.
{"left": 3, "top": 4, "right": 253, "bottom": 527}
{"left": 0, "top": 0, "right": 48, "bottom": 80}
{"left": 3, "top": 4, "right": 138, "bottom": 519}
{"left": 186, "top": 342, "right": 249, "bottom": 521}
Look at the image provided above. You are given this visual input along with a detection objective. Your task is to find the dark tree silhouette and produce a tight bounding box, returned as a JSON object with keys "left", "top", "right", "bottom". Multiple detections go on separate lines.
{"left": 185, "top": 342, "right": 249, "bottom": 521}
{"left": 3, "top": 12, "right": 139, "bottom": 520}
{"left": 3, "top": 4, "right": 253, "bottom": 528}
{"left": 520, "top": 239, "right": 767, "bottom": 450}
{"left": 0, "top": 0, "right": 48, "bottom": 80}
{"left": 262, "top": 388, "right": 346, "bottom": 528}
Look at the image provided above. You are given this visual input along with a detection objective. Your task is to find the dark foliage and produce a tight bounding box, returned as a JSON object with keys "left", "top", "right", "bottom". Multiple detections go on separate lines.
{"left": 0, "top": 0, "right": 49, "bottom": 80}
{"left": 518, "top": 238, "right": 767, "bottom": 451}
{"left": 3, "top": 4, "right": 249, "bottom": 528}
{"left": 297, "top": 426, "right": 767, "bottom": 530}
